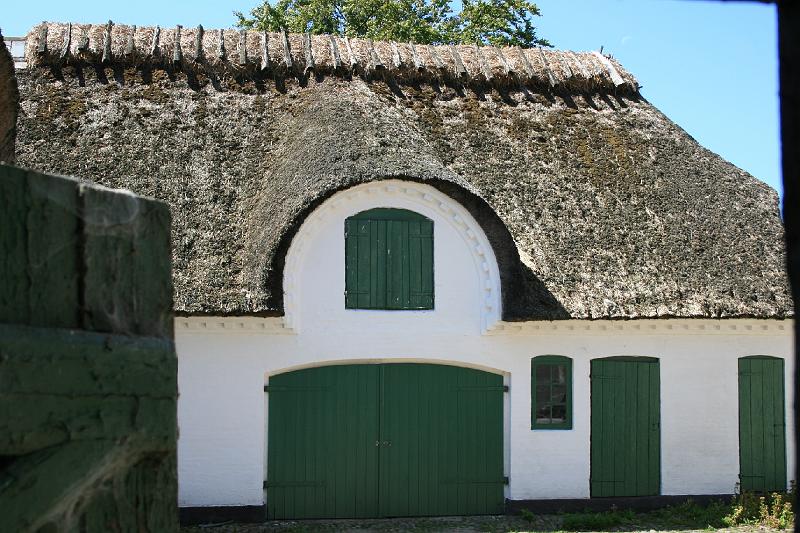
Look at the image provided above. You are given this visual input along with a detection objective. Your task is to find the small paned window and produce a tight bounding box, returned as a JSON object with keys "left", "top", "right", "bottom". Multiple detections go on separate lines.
{"left": 345, "top": 208, "right": 434, "bottom": 310}
{"left": 531, "top": 356, "right": 572, "bottom": 430}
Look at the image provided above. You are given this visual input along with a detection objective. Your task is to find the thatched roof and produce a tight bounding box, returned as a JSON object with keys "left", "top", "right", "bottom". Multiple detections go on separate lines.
{"left": 0, "top": 31, "right": 18, "bottom": 163}
{"left": 13, "top": 22, "right": 792, "bottom": 320}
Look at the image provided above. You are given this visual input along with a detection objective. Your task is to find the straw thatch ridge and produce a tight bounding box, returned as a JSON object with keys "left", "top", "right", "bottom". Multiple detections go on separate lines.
{"left": 13, "top": 25, "right": 791, "bottom": 320}
{"left": 25, "top": 22, "right": 637, "bottom": 93}
{"left": 0, "top": 31, "right": 18, "bottom": 163}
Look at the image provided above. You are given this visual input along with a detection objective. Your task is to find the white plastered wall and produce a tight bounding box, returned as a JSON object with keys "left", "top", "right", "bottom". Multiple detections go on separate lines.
{"left": 175, "top": 180, "right": 795, "bottom": 507}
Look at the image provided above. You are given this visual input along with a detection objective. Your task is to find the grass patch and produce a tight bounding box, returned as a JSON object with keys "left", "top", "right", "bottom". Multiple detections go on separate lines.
{"left": 553, "top": 493, "right": 795, "bottom": 531}
{"left": 561, "top": 508, "right": 635, "bottom": 530}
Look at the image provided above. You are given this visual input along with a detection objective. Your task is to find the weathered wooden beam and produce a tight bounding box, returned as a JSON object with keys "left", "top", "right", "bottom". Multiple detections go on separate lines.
{"left": 60, "top": 23, "right": 72, "bottom": 60}
{"left": 260, "top": 31, "right": 270, "bottom": 70}
{"left": 0, "top": 164, "right": 177, "bottom": 532}
{"left": 77, "top": 27, "right": 89, "bottom": 53}
{"left": 429, "top": 45, "right": 445, "bottom": 70}
{"left": 281, "top": 29, "right": 292, "bottom": 68}
{"left": 0, "top": 167, "right": 80, "bottom": 328}
{"left": 569, "top": 51, "right": 590, "bottom": 79}
{"left": 538, "top": 47, "right": 557, "bottom": 87}
{"left": 37, "top": 24, "right": 47, "bottom": 54}
{"left": 151, "top": 25, "right": 160, "bottom": 56}
{"left": 217, "top": 29, "right": 226, "bottom": 60}
{"left": 450, "top": 45, "right": 468, "bottom": 78}
{"left": 194, "top": 25, "right": 204, "bottom": 61}
{"left": 0, "top": 325, "right": 175, "bottom": 398}
{"left": 517, "top": 46, "right": 534, "bottom": 80}
{"left": 390, "top": 41, "right": 402, "bottom": 69}
{"left": 410, "top": 42, "right": 424, "bottom": 70}
{"left": 344, "top": 37, "right": 358, "bottom": 70}
{"left": 329, "top": 35, "right": 341, "bottom": 69}
{"left": 238, "top": 29, "right": 248, "bottom": 66}
{"left": 125, "top": 25, "right": 136, "bottom": 56}
{"left": 102, "top": 20, "right": 113, "bottom": 63}
{"left": 496, "top": 47, "right": 513, "bottom": 76}
{"left": 474, "top": 45, "right": 492, "bottom": 80}
{"left": 592, "top": 50, "right": 626, "bottom": 87}
{"left": 0, "top": 440, "right": 127, "bottom": 532}
{"left": 368, "top": 39, "right": 384, "bottom": 71}
{"left": 170, "top": 25, "right": 181, "bottom": 63}
{"left": 0, "top": 439, "right": 176, "bottom": 533}
{"left": 303, "top": 32, "right": 314, "bottom": 73}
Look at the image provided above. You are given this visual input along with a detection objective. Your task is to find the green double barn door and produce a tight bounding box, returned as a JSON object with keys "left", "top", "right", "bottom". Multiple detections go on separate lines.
{"left": 738, "top": 356, "right": 786, "bottom": 492}
{"left": 590, "top": 358, "right": 660, "bottom": 497}
{"left": 266, "top": 364, "right": 504, "bottom": 519}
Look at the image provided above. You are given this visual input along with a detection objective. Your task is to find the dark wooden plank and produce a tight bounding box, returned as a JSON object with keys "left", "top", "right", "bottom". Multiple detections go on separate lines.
{"left": 0, "top": 440, "right": 119, "bottom": 532}
{"left": 0, "top": 439, "right": 177, "bottom": 532}
{"left": 25, "top": 171, "right": 80, "bottom": 328}
{"left": 0, "top": 165, "right": 30, "bottom": 324}
{"left": 80, "top": 184, "right": 136, "bottom": 335}
{"left": 0, "top": 394, "right": 175, "bottom": 455}
{"left": 131, "top": 199, "right": 172, "bottom": 338}
{"left": 0, "top": 324, "right": 175, "bottom": 397}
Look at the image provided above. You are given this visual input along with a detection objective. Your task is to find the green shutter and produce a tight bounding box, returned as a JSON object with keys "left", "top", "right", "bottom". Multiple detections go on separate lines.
{"left": 590, "top": 357, "right": 660, "bottom": 497}
{"left": 345, "top": 209, "right": 433, "bottom": 310}
{"left": 738, "top": 356, "right": 786, "bottom": 492}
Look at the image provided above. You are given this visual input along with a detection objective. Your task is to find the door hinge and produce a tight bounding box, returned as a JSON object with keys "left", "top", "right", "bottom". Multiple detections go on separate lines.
{"left": 504, "top": 476, "right": 510, "bottom": 485}
{"left": 263, "top": 480, "right": 268, "bottom": 489}
{"left": 504, "top": 385, "right": 509, "bottom": 392}
{"left": 264, "top": 385, "right": 269, "bottom": 392}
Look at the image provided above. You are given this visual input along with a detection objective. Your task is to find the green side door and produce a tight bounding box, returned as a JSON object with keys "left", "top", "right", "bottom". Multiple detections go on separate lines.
{"left": 590, "top": 358, "right": 660, "bottom": 497}
{"left": 266, "top": 363, "right": 504, "bottom": 519}
{"left": 738, "top": 356, "right": 786, "bottom": 492}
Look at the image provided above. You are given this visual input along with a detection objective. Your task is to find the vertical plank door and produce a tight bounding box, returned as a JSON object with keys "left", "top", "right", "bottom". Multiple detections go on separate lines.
{"left": 738, "top": 356, "right": 786, "bottom": 492}
{"left": 378, "top": 364, "right": 505, "bottom": 517}
{"left": 590, "top": 358, "right": 660, "bottom": 497}
{"left": 266, "top": 365, "right": 380, "bottom": 519}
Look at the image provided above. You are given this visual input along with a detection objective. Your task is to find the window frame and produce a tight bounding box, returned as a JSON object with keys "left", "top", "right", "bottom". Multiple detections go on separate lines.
{"left": 344, "top": 207, "right": 434, "bottom": 311}
{"left": 531, "top": 355, "right": 573, "bottom": 430}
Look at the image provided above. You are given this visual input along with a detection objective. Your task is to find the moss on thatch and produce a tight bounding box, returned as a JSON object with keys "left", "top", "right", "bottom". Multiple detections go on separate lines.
{"left": 12, "top": 25, "right": 792, "bottom": 320}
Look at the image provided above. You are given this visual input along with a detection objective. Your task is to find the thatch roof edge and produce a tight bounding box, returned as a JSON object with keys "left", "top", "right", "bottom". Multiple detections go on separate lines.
{"left": 24, "top": 22, "right": 639, "bottom": 94}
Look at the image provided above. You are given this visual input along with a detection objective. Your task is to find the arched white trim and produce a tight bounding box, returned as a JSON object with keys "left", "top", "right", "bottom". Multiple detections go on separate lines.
{"left": 283, "top": 179, "right": 503, "bottom": 333}
{"left": 263, "top": 358, "right": 509, "bottom": 380}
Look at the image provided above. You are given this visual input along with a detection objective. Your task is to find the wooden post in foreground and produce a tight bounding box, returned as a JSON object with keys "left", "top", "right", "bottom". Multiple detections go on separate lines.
{"left": 0, "top": 165, "right": 177, "bottom": 532}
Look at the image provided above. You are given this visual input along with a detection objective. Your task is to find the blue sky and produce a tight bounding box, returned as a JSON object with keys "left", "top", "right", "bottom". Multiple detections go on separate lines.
{"left": 4, "top": 1, "right": 782, "bottom": 197}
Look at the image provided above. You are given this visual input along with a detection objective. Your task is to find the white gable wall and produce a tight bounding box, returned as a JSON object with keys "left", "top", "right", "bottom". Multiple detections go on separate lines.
{"left": 175, "top": 180, "right": 795, "bottom": 508}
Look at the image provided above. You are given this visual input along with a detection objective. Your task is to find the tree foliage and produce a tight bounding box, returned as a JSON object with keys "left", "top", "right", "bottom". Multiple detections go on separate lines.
{"left": 235, "top": 0, "right": 551, "bottom": 48}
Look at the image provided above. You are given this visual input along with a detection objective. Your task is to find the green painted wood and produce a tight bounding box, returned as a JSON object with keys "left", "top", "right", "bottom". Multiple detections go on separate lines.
{"left": 590, "top": 358, "right": 660, "bottom": 497}
{"left": 345, "top": 208, "right": 433, "bottom": 310}
{"left": 266, "top": 365, "right": 380, "bottom": 519}
{"left": 266, "top": 363, "right": 503, "bottom": 519}
{"left": 0, "top": 165, "right": 172, "bottom": 338}
{"left": 0, "top": 165, "right": 177, "bottom": 532}
{"left": 531, "top": 356, "right": 573, "bottom": 430}
{"left": 0, "top": 166, "right": 29, "bottom": 324}
{"left": 738, "top": 356, "right": 787, "bottom": 492}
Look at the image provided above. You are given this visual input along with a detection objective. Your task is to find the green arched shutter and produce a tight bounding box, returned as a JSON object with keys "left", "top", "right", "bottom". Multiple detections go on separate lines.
{"left": 345, "top": 208, "right": 433, "bottom": 310}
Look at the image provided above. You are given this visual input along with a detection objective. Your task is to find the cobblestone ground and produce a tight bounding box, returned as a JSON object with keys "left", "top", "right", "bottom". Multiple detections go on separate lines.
{"left": 180, "top": 515, "right": 783, "bottom": 533}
